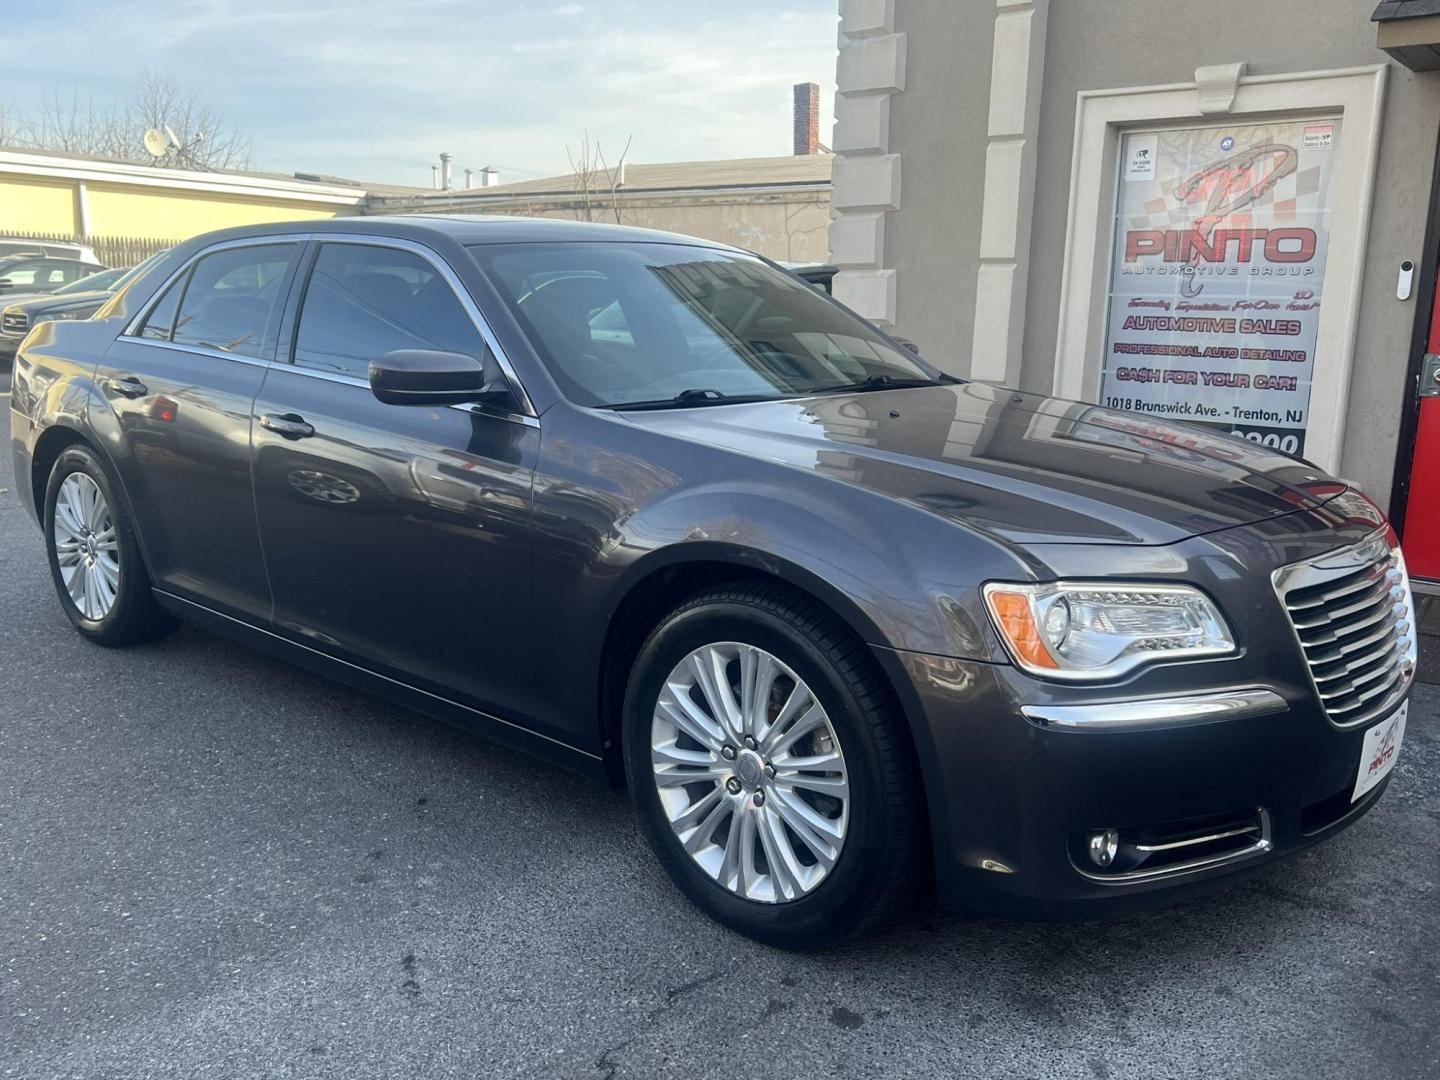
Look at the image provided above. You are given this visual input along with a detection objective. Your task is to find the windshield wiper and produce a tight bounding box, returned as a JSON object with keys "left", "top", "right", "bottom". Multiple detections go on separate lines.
{"left": 609, "top": 388, "right": 783, "bottom": 411}
{"left": 805, "top": 374, "right": 959, "bottom": 395}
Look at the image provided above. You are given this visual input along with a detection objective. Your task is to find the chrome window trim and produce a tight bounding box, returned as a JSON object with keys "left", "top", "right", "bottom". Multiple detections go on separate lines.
{"left": 117, "top": 231, "right": 539, "bottom": 421}
{"left": 120, "top": 337, "right": 275, "bottom": 370}
{"left": 261, "top": 361, "right": 540, "bottom": 429}
{"left": 1021, "top": 687, "right": 1288, "bottom": 732}
{"left": 286, "top": 233, "right": 537, "bottom": 418}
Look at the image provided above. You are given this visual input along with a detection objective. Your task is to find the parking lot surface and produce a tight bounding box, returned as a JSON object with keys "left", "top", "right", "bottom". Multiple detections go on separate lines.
{"left": 3, "top": 372, "right": 1437, "bottom": 1079}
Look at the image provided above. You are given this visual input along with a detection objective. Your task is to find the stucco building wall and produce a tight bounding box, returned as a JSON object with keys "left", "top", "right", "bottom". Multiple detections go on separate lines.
{"left": 833, "top": 0, "right": 1440, "bottom": 506}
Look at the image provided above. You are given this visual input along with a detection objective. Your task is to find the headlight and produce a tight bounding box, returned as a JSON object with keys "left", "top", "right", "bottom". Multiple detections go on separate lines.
{"left": 982, "top": 581, "right": 1235, "bottom": 680}
{"left": 32, "top": 310, "right": 81, "bottom": 324}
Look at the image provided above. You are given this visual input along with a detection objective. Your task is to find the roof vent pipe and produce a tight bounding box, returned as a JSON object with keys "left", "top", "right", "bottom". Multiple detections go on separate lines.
{"left": 439, "top": 152, "right": 453, "bottom": 191}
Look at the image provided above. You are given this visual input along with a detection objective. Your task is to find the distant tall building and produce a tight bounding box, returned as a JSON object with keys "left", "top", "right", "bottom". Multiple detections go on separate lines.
{"left": 793, "top": 82, "right": 821, "bottom": 156}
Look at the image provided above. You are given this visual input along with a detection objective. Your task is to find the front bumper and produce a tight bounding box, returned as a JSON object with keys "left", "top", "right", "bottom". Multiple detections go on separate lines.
{"left": 876, "top": 647, "right": 1407, "bottom": 918}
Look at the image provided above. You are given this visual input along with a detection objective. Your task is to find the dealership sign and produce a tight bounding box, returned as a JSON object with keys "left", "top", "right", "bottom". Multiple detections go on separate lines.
{"left": 1100, "top": 119, "right": 1341, "bottom": 456}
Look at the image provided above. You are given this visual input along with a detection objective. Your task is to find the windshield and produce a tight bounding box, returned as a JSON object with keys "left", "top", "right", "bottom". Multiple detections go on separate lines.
{"left": 468, "top": 241, "right": 941, "bottom": 408}
{"left": 53, "top": 267, "right": 124, "bottom": 295}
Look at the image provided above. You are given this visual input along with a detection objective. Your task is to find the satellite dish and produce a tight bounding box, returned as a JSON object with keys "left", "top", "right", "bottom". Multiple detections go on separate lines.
{"left": 143, "top": 128, "right": 169, "bottom": 158}
{"left": 164, "top": 125, "right": 181, "bottom": 149}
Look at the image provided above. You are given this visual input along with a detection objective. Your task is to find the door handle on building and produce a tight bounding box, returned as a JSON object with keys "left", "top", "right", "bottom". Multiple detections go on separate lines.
{"left": 1421, "top": 354, "right": 1440, "bottom": 399}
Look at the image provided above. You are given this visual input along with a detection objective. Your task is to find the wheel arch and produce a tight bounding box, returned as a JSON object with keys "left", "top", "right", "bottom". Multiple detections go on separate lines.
{"left": 30, "top": 421, "right": 157, "bottom": 575}
{"left": 595, "top": 544, "right": 903, "bottom": 785}
{"left": 30, "top": 422, "right": 95, "bottom": 519}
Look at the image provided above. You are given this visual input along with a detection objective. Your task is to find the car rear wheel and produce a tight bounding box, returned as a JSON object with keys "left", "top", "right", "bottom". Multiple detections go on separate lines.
{"left": 43, "top": 445, "right": 178, "bottom": 646}
{"left": 624, "top": 581, "right": 922, "bottom": 949}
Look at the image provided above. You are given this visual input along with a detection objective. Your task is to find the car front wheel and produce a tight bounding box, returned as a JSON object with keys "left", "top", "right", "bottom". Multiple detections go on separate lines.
{"left": 624, "top": 582, "right": 922, "bottom": 949}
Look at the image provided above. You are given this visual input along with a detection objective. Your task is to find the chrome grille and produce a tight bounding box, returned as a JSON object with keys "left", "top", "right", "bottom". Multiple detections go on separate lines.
{"left": 1273, "top": 533, "right": 1416, "bottom": 728}
{"left": 1, "top": 311, "right": 28, "bottom": 336}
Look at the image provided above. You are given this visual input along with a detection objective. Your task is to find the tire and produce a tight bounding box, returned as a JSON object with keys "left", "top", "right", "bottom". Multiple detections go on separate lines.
{"left": 43, "top": 444, "right": 178, "bottom": 647}
{"left": 623, "top": 581, "right": 922, "bottom": 949}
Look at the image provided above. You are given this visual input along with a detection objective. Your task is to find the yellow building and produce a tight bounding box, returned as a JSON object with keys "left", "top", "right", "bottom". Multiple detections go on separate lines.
{"left": 0, "top": 147, "right": 372, "bottom": 263}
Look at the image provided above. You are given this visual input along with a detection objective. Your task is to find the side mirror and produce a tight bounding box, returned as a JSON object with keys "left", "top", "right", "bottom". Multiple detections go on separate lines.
{"left": 368, "top": 348, "right": 499, "bottom": 406}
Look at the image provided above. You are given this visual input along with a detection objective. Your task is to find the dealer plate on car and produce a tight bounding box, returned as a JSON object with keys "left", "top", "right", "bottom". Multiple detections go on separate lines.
{"left": 1352, "top": 700, "right": 1407, "bottom": 803}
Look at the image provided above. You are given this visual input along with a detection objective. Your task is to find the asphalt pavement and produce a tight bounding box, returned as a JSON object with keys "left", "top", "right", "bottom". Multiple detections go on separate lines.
{"left": 2, "top": 369, "right": 1437, "bottom": 1079}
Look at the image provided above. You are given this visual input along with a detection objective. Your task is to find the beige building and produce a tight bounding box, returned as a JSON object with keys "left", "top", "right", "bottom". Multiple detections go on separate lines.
{"left": 364, "top": 154, "right": 834, "bottom": 263}
{"left": 828, "top": 0, "right": 1440, "bottom": 588}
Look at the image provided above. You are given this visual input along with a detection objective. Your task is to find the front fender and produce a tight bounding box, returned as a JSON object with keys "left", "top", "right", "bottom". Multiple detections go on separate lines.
{"left": 606, "top": 477, "right": 1012, "bottom": 660}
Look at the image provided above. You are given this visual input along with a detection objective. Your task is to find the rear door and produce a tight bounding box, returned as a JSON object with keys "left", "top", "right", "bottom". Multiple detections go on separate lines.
{"left": 92, "top": 238, "right": 303, "bottom": 622}
{"left": 250, "top": 237, "right": 540, "bottom": 721}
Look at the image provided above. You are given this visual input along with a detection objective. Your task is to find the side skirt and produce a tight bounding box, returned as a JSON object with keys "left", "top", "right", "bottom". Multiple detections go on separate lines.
{"left": 153, "top": 590, "right": 609, "bottom": 783}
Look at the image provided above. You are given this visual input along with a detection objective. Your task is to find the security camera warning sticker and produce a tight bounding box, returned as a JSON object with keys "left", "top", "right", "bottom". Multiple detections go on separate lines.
{"left": 1125, "top": 135, "right": 1159, "bottom": 181}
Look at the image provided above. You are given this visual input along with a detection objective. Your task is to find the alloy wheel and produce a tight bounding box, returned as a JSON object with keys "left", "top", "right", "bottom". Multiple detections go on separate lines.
{"left": 650, "top": 642, "right": 850, "bottom": 904}
{"left": 52, "top": 473, "right": 120, "bottom": 621}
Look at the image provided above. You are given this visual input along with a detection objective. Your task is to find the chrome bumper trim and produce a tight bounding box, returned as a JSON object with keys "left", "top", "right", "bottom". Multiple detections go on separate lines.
{"left": 1021, "top": 688, "right": 1288, "bottom": 731}
{"left": 1072, "top": 809, "right": 1274, "bottom": 884}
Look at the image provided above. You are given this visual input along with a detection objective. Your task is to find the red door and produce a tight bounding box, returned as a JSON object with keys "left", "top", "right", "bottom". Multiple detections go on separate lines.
{"left": 1402, "top": 279, "right": 1440, "bottom": 580}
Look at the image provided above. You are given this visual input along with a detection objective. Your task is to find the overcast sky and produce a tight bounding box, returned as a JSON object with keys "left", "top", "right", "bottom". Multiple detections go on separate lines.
{"left": 1, "top": 0, "right": 839, "bottom": 186}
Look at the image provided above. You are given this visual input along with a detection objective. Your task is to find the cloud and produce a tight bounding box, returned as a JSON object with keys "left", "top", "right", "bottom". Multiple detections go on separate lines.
{"left": 0, "top": 0, "right": 838, "bottom": 185}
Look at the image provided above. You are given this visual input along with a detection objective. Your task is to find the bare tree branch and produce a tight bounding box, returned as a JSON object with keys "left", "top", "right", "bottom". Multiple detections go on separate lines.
{"left": 567, "top": 132, "right": 632, "bottom": 224}
{"left": 3, "top": 73, "right": 250, "bottom": 170}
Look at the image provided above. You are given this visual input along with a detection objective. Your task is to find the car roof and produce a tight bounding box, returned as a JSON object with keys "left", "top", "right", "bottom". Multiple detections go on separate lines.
{"left": 186, "top": 214, "right": 744, "bottom": 253}
{"left": 0, "top": 235, "right": 81, "bottom": 244}
{"left": 0, "top": 252, "right": 88, "bottom": 266}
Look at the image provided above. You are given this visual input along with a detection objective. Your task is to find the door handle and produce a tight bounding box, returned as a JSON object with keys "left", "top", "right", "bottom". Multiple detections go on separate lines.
{"left": 259, "top": 412, "right": 316, "bottom": 439}
{"left": 104, "top": 375, "right": 148, "bottom": 398}
{"left": 1421, "top": 354, "right": 1440, "bottom": 399}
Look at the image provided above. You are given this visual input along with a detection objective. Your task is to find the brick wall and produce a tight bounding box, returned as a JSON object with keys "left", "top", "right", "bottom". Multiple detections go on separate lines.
{"left": 793, "top": 82, "right": 821, "bottom": 156}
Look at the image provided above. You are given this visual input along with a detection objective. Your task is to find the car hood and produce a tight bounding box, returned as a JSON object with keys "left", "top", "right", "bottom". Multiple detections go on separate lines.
{"left": 11, "top": 288, "right": 110, "bottom": 315}
{"left": 617, "top": 382, "right": 1345, "bottom": 546}
{"left": 0, "top": 290, "right": 51, "bottom": 310}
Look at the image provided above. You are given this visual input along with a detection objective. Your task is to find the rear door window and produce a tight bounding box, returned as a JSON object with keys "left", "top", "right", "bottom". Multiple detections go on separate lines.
{"left": 138, "top": 272, "right": 189, "bottom": 341}
{"left": 291, "top": 243, "right": 485, "bottom": 378}
{"left": 169, "top": 244, "right": 297, "bottom": 358}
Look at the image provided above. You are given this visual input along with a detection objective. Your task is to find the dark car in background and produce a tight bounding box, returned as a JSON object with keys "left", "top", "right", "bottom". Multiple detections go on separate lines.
{"left": 1, "top": 254, "right": 164, "bottom": 362}
{"left": 8, "top": 217, "right": 1416, "bottom": 948}
{"left": 0, "top": 253, "right": 105, "bottom": 303}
